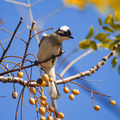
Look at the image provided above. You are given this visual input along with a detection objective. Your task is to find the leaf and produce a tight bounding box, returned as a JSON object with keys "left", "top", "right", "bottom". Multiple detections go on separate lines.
{"left": 111, "top": 57, "right": 117, "bottom": 70}
{"left": 116, "top": 35, "right": 120, "bottom": 40}
{"left": 102, "top": 26, "right": 113, "bottom": 33}
{"left": 114, "top": 11, "right": 120, "bottom": 22}
{"left": 112, "top": 24, "right": 120, "bottom": 31}
{"left": 99, "top": 17, "right": 102, "bottom": 26}
{"left": 94, "top": 33, "right": 109, "bottom": 41}
{"left": 104, "top": 14, "right": 114, "bottom": 26}
{"left": 79, "top": 40, "right": 91, "bottom": 50}
{"left": 100, "top": 43, "right": 109, "bottom": 48}
{"left": 86, "top": 26, "right": 93, "bottom": 39}
{"left": 90, "top": 41, "right": 97, "bottom": 51}
{"left": 116, "top": 47, "right": 120, "bottom": 56}
{"left": 118, "top": 65, "right": 120, "bottom": 74}
{"left": 109, "top": 40, "right": 120, "bottom": 50}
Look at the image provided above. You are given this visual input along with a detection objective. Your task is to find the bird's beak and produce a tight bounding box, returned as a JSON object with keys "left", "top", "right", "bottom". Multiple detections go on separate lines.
{"left": 70, "top": 35, "right": 74, "bottom": 39}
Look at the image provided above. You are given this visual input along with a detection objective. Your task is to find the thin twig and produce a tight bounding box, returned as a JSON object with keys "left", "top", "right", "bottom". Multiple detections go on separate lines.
{"left": 21, "top": 21, "right": 35, "bottom": 67}
{"left": 0, "top": 42, "right": 5, "bottom": 51}
{"left": 0, "top": 28, "right": 27, "bottom": 44}
{"left": 0, "top": 17, "right": 23, "bottom": 63}
{"left": 15, "top": 86, "right": 25, "bottom": 120}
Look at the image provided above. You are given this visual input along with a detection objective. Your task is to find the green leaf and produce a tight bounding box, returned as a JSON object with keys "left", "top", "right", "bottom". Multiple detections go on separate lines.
{"left": 102, "top": 26, "right": 113, "bottom": 33}
{"left": 109, "top": 40, "right": 120, "bottom": 50}
{"left": 100, "top": 43, "right": 109, "bottom": 48}
{"left": 116, "top": 35, "right": 120, "bottom": 40}
{"left": 79, "top": 40, "right": 91, "bottom": 50}
{"left": 86, "top": 26, "right": 93, "bottom": 39}
{"left": 118, "top": 65, "right": 120, "bottom": 74}
{"left": 111, "top": 57, "right": 117, "bottom": 70}
{"left": 90, "top": 41, "right": 97, "bottom": 51}
{"left": 104, "top": 14, "right": 114, "bottom": 26}
{"left": 94, "top": 33, "right": 109, "bottom": 41}
{"left": 99, "top": 17, "right": 102, "bottom": 26}
{"left": 116, "top": 47, "right": 120, "bottom": 56}
{"left": 112, "top": 24, "right": 120, "bottom": 31}
{"left": 114, "top": 11, "right": 120, "bottom": 22}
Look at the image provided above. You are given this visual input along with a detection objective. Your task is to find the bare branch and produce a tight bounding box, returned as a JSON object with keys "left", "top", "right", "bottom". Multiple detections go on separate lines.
{"left": 0, "top": 17, "right": 23, "bottom": 63}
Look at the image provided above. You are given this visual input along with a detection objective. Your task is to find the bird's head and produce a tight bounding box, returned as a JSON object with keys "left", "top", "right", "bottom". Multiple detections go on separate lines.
{"left": 55, "top": 25, "right": 74, "bottom": 42}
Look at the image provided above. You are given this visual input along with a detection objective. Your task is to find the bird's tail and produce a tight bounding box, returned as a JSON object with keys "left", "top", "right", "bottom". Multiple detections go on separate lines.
{"left": 45, "top": 67, "right": 61, "bottom": 99}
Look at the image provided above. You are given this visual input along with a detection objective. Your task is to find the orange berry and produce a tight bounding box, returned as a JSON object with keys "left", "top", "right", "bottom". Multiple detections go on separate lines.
{"left": 17, "top": 71, "right": 23, "bottom": 78}
{"left": 110, "top": 100, "right": 116, "bottom": 106}
{"left": 40, "top": 116, "right": 46, "bottom": 120}
{"left": 63, "top": 87, "right": 69, "bottom": 94}
{"left": 41, "top": 101, "right": 48, "bottom": 107}
{"left": 39, "top": 107, "right": 46, "bottom": 115}
{"left": 29, "top": 87, "right": 36, "bottom": 94}
{"left": 58, "top": 112, "right": 64, "bottom": 119}
{"left": 49, "top": 106, "right": 54, "bottom": 112}
{"left": 72, "top": 89, "right": 79, "bottom": 95}
{"left": 12, "top": 92, "right": 18, "bottom": 99}
{"left": 40, "top": 95, "right": 47, "bottom": 101}
{"left": 49, "top": 78, "right": 53, "bottom": 82}
{"left": 47, "top": 116, "right": 53, "bottom": 120}
{"left": 56, "top": 118, "right": 61, "bottom": 120}
{"left": 42, "top": 74, "right": 49, "bottom": 83}
{"left": 94, "top": 105, "right": 100, "bottom": 111}
{"left": 29, "top": 98, "right": 35, "bottom": 105}
{"left": 41, "top": 81, "right": 46, "bottom": 87}
{"left": 69, "top": 94, "right": 75, "bottom": 100}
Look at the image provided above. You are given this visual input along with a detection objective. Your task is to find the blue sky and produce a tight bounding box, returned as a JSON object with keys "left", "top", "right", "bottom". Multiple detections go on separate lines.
{"left": 0, "top": 0, "right": 120, "bottom": 120}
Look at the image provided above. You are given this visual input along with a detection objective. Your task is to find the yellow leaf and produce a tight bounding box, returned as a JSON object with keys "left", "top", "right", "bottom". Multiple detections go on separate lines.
{"left": 114, "top": 11, "right": 120, "bottom": 22}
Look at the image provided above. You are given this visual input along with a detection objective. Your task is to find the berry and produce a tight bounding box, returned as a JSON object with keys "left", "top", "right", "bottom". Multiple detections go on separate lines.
{"left": 58, "top": 112, "right": 64, "bottom": 119}
{"left": 41, "top": 101, "right": 48, "bottom": 107}
{"left": 42, "top": 74, "right": 49, "bottom": 83}
{"left": 39, "top": 107, "right": 46, "bottom": 115}
{"left": 40, "top": 95, "right": 47, "bottom": 101}
{"left": 17, "top": 71, "right": 23, "bottom": 78}
{"left": 72, "top": 89, "right": 79, "bottom": 95}
{"left": 49, "top": 106, "right": 54, "bottom": 112}
{"left": 69, "top": 94, "right": 75, "bottom": 100}
{"left": 29, "top": 98, "right": 35, "bottom": 105}
{"left": 56, "top": 118, "right": 61, "bottom": 120}
{"left": 41, "top": 81, "right": 46, "bottom": 87}
{"left": 94, "top": 105, "right": 100, "bottom": 111}
{"left": 40, "top": 116, "right": 46, "bottom": 120}
{"left": 110, "top": 100, "right": 116, "bottom": 106}
{"left": 63, "top": 87, "right": 69, "bottom": 94}
{"left": 47, "top": 116, "right": 53, "bottom": 120}
{"left": 49, "top": 78, "right": 53, "bottom": 82}
{"left": 29, "top": 87, "right": 36, "bottom": 94}
{"left": 37, "top": 77, "right": 42, "bottom": 86}
{"left": 12, "top": 92, "right": 18, "bottom": 99}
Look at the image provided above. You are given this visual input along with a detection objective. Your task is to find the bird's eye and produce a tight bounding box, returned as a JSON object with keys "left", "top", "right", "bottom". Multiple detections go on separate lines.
{"left": 64, "top": 32, "right": 67, "bottom": 35}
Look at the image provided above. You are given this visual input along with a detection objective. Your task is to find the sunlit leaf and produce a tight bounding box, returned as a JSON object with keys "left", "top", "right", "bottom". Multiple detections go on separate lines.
{"left": 100, "top": 43, "right": 109, "bottom": 48}
{"left": 112, "top": 24, "right": 120, "bottom": 31}
{"left": 90, "top": 41, "right": 97, "bottom": 51}
{"left": 118, "top": 65, "right": 120, "bottom": 74}
{"left": 111, "top": 57, "right": 117, "bottom": 70}
{"left": 79, "top": 39, "right": 91, "bottom": 49}
{"left": 116, "top": 35, "right": 120, "bottom": 40}
{"left": 99, "top": 17, "right": 102, "bottom": 26}
{"left": 86, "top": 26, "right": 93, "bottom": 39}
{"left": 102, "top": 26, "right": 113, "bottom": 33}
{"left": 109, "top": 40, "right": 120, "bottom": 50}
{"left": 116, "top": 47, "right": 120, "bottom": 56}
{"left": 104, "top": 14, "right": 114, "bottom": 26}
{"left": 94, "top": 33, "right": 109, "bottom": 41}
{"left": 114, "top": 10, "right": 120, "bottom": 22}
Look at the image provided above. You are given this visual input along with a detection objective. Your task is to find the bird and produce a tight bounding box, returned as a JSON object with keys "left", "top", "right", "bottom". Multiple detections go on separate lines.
{"left": 37, "top": 25, "right": 74, "bottom": 99}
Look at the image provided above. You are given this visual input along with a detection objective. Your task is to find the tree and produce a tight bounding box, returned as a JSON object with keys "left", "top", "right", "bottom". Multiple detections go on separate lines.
{"left": 0, "top": 0, "right": 120, "bottom": 120}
